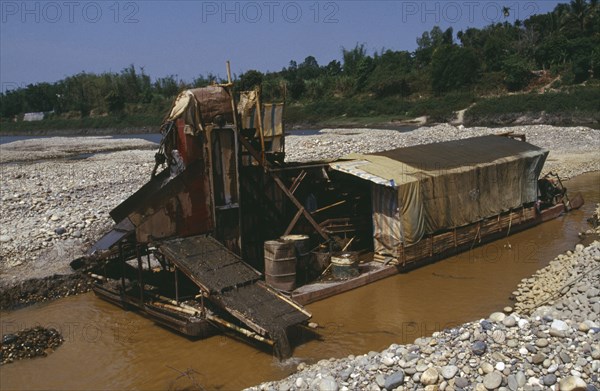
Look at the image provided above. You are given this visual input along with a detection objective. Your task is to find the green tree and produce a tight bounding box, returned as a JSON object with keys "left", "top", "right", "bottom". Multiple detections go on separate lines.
{"left": 105, "top": 89, "right": 125, "bottom": 114}
{"left": 502, "top": 55, "right": 534, "bottom": 91}
{"left": 238, "top": 70, "right": 264, "bottom": 91}
{"left": 431, "top": 45, "right": 480, "bottom": 93}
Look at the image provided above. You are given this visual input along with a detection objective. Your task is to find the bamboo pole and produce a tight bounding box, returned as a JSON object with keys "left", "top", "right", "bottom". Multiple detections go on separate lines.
{"left": 342, "top": 237, "right": 355, "bottom": 251}
{"left": 313, "top": 200, "right": 346, "bottom": 214}
{"left": 151, "top": 298, "right": 274, "bottom": 345}
{"left": 260, "top": 282, "right": 312, "bottom": 318}
{"left": 225, "top": 61, "right": 239, "bottom": 131}
{"left": 255, "top": 88, "right": 266, "bottom": 166}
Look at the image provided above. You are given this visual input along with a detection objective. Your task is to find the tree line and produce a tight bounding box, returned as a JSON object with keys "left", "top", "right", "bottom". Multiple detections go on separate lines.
{"left": 1, "top": 0, "right": 598, "bottom": 121}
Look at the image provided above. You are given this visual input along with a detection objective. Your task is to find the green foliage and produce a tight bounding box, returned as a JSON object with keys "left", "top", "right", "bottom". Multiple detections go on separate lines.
{"left": 238, "top": 70, "right": 264, "bottom": 91}
{"left": 105, "top": 89, "right": 125, "bottom": 114}
{"left": 502, "top": 55, "right": 534, "bottom": 91}
{"left": 431, "top": 45, "right": 480, "bottom": 94}
{"left": 2, "top": 0, "right": 599, "bottom": 130}
{"left": 465, "top": 87, "right": 600, "bottom": 121}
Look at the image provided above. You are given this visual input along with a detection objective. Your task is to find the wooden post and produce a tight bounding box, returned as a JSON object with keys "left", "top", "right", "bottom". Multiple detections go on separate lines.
{"left": 225, "top": 61, "right": 239, "bottom": 131}
{"left": 429, "top": 235, "right": 433, "bottom": 257}
{"left": 255, "top": 88, "right": 266, "bottom": 166}
{"left": 284, "top": 208, "right": 304, "bottom": 236}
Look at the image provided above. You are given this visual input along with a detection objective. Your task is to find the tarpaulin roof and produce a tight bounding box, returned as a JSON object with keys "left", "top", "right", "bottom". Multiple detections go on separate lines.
{"left": 330, "top": 135, "right": 549, "bottom": 251}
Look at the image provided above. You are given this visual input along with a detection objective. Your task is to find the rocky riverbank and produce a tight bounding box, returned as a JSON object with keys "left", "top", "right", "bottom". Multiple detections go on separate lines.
{"left": 0, "top": 142, "right": 155, "bottom": 290}
{"left": 1, "top": 326, "right": 64, "bottom": 365}
{"left": 247, "top": 218, "right": 600, "bottom": 391}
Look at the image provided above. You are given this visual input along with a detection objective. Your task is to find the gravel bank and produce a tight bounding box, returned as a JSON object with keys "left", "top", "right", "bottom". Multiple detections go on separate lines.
{"left": 248, "top": 226, "right": 600, "bottom": 391}
{"left": 0, "top": 146, "right": 154, "bottom": 288}
{"left": 0, "top": 135, "right": 156, "bottom": 164}
{"left": 1, "top": 326, "right": 64, "bottom": 365}
{"left": 286, "top": 124, "right": 600, "bottom": 179}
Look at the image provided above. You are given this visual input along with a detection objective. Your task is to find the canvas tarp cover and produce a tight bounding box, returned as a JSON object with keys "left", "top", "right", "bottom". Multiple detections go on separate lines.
{"left": 238, "top": 91, "right": 285, "bottom": 153}
{"left": 167, "top": 86, "right": 233, "bottom": 135}
{"left": 333, "top": 136, "right": 548, "bottom": 256}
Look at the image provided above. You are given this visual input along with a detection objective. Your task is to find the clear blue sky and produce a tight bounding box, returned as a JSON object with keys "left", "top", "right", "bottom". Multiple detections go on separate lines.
{"left": 1, "top": 1, "right": 564, "bottom": 91}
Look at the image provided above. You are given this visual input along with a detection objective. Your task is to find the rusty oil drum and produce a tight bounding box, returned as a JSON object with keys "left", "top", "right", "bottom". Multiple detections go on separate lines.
{"left": 264, "top": 240, "right": 297, "bottom": 291}
{"left": 281, "top": 234, "right": 313, "bottom": 283}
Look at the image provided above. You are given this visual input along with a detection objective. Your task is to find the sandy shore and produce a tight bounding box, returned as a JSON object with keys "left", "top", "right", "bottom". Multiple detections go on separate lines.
{"left": 1, "top": 124, "right": 598, "bottom": 289}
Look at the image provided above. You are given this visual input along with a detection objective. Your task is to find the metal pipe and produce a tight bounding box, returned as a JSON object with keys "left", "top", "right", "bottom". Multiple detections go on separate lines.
{"left": 119, "top": 242, "right": 125, "bottom": 295}
{"left": 136, "top": 247, "right": 144, "bottom": 304}
{"left": 175, "top": 267, "right": 180, "bottom": 304}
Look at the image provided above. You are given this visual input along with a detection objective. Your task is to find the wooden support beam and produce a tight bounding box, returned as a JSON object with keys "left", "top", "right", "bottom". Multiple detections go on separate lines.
{"left": 313, "top": 200, "right": 346, "bottom": 214}
{"left": 289, "top": 170, "right": 307, "bottom": 194}
{"left": 272, "top": 176, "right": 329, "bottom": 240}
{"left": 284, "top": 208, "right": 304, "bottom": 236}
{"left": 174, "top": 267, "right": 180, "bottom": 304}
{"left": 255, "top": 89, "right": 266, "bottom": 166}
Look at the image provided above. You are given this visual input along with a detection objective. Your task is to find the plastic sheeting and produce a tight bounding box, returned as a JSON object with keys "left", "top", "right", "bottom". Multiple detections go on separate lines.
{"left": 332, "top": 136, "right": 548, "bottom": 255}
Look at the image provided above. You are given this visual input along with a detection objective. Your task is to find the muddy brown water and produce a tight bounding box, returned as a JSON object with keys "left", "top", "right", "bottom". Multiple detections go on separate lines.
{"left": 1, "top": 172, "right": 599, "bottom": 391}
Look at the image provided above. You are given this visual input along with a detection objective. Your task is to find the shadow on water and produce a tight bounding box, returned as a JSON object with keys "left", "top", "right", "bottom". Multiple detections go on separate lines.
{"left": 0, "top": 171, "right": 598, "bottom": 390}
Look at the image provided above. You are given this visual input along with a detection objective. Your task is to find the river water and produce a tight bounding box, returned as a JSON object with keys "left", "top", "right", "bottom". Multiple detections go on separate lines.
{"left": 1, "top": 172, "right": 599, "bottom": 390}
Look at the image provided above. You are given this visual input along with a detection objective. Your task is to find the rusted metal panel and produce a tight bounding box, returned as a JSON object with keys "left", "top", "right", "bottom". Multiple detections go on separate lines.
{"left": 118, "top": 160, "right": 213, "bottom": 243}
{"left": 176, "top": 119, "right": 205, "bottom": 166}
{"left": 87, "top": 218, "right": 134, "bottom": 254}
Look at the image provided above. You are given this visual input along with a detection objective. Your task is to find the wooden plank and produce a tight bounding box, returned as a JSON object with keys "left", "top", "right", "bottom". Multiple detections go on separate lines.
{"left": 284, "top": 208, "right": 304, "bottom": 236}
{"left": 292, "top": 263, "right": 401, "bottom": 305}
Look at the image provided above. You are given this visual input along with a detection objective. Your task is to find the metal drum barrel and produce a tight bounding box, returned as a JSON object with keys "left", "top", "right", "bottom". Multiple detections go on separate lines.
{"left": 264, "top": 240, "right": 297, "bottom": 291}
{"left": 330, "top": 252, "right": 359, "bottom": 280}
{"left": 281, "top": 234, "right": 312, "bottom": 285}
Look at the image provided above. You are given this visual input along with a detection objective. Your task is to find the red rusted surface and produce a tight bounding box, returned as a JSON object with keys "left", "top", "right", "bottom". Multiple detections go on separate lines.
{"left": 128, "top": 160, "right": 213, "bottom": 242}
{"left": 176, "top": 119, "right": 205, "bottom": 166}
